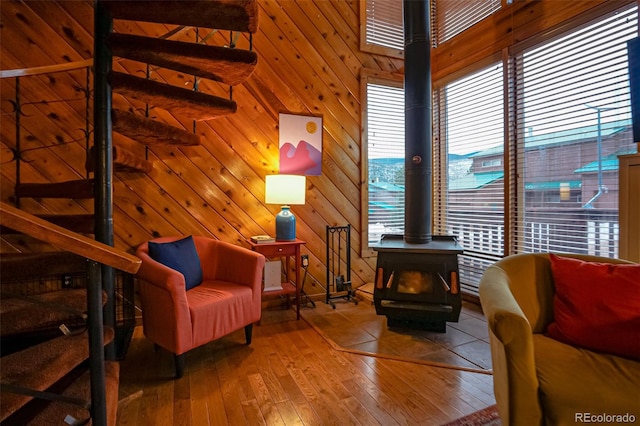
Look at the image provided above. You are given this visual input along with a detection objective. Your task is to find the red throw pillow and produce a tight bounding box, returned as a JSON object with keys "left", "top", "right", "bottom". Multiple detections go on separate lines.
{"left": 547, "top": 254, "right": 640, "bottom": 360}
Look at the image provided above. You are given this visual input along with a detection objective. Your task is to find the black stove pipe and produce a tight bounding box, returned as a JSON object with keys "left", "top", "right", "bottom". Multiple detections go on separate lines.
{"left": 403, "top": 0, "right": 432, "bottom": 244}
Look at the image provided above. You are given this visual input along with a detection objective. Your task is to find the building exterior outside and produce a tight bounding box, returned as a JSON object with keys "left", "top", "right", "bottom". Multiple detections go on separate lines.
{"left": 369, "top": 121, "right": 634, "bottom": 257}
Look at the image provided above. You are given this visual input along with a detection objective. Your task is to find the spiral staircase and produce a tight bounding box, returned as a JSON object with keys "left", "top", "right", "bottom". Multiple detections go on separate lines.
{"left": 1, "top": 1, "right": 259, "bottom": 425}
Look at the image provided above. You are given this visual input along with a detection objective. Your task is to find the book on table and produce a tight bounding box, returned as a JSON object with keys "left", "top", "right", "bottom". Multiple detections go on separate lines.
{"left": 251, "top": 235, "right": 275, "bottom": 244}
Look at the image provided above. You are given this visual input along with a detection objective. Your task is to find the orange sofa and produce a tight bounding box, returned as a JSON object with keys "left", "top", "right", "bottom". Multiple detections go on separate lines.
{"left": 135, "top": 236, "right": 265, "bottom": 378}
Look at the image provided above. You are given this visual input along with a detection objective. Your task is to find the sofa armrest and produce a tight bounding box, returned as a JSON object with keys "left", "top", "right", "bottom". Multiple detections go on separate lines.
{"left": 134, "top": 245, "right": 193, "bottom": 353}
{"left": 136, "top": 249, "right": 187, "bottom": 292}
{"left": 479, "top": 265, "right": 543, "bottom": 426}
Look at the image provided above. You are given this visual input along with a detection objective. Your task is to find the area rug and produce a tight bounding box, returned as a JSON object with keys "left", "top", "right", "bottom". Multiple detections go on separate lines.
{"left": 441, "top": 405, "right": 501, "bottom": 426}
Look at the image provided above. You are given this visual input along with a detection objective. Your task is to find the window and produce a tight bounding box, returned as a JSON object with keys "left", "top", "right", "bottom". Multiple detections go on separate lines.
{"left": 361, "top": 0, "right": 505, "bottom": 55}
{"left": 433, "top": 64, "right": 505, "bottom": 296}
{"left": 360, "top": 0, "right": 404, "bottom": 57}
{"left": 364, "top": 75, "right": 405, "bottom": 246}
{"left": 431, "top": 5, "right": 637, "bottom": 296}
{"left": 361, "top": 1, "right": 637, "bottom": 296}
{"left": 512, "top": 6, "right": 637, "bottom": 257}
{"left": 433, "top": 0, "right": 502, "bottom": 45}
{"left": 481, "top": 159, "right": 501, "bottom": 168}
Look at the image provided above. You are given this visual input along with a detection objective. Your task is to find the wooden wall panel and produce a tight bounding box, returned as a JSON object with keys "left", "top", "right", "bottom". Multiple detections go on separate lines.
{"left": 1, "top": 0, "right": 627, "bottom": 295}
{"left": 0, "top": 0, "right": 388, "bottom": 294}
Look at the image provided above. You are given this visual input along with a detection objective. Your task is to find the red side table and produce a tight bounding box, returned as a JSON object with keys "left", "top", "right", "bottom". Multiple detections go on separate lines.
{"left": 248, "top": 238, "right": 305, "bottom": 319}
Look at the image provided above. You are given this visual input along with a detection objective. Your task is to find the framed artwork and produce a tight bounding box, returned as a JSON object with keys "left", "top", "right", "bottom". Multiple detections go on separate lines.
{"left": 278, "top": 113, "right": 322, "bottom": 175}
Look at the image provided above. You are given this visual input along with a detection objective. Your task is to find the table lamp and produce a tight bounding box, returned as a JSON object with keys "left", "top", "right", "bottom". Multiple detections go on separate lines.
{"left": 265, "top": 174, "right": 306, "bottom": 241}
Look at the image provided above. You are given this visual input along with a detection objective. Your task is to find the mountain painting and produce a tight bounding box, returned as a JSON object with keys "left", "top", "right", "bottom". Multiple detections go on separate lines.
{"left": 279, "top": 113, "right": 322, "bottom": 175}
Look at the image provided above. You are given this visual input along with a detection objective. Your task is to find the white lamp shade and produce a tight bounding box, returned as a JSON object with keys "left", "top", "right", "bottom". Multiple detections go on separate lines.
{"left": 265, "top": 174, "right": 306, "bottom": 205}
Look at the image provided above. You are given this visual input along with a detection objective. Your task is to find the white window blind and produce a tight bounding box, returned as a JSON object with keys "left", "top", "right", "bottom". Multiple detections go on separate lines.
{"left": 364, "top": 0, "right": 503, "bottom": 52}
{"left": 367, "top": 82, "right": 405, "bottom": 245}
{"left": 365, "top": 3, "right": 638, "bottom": 296}
{"left": 433, "top": 0, "right": 501, "bottom": 45}
{"left": 513, "top": 6, "right": 637, "bottom": 257}
{"left": 434, "top": 64, "right": 505, "bottom": 296}
{"left": 364, "top": 0, "right": 404, "bottom": 51}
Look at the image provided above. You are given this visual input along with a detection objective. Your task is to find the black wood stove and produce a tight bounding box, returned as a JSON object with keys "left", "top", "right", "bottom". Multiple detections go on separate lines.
{"left": 373, "top": 0, "right": 463, "bottom": 332}
{"left": 374, "top": 235, "right": 463, "bottom": 332}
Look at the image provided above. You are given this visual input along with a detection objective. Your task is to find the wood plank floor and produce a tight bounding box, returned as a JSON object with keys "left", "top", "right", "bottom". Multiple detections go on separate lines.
{"left": 116, "top": 307, "right": 496, "bottom": 425}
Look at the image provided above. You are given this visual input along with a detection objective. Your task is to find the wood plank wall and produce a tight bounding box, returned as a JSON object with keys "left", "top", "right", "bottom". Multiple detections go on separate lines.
{"left": 0, "top": 0, "right": 633, "bottom": 296}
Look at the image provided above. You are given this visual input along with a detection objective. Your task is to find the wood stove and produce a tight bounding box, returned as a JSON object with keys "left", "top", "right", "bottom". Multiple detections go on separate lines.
{"left": 372, "top": 0, "right": 463, "bottom": 332}
{"left": 373, "top": 235, "right": 463, "bottom": 332}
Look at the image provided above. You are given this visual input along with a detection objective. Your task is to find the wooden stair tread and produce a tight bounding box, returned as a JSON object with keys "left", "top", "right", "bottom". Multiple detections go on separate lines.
{"left": 104, "top": 0, "right": 258, "bottom": 33}
{"left": 1, "top": 289, "right": 107, "bottom": 338}
{"left": 112, "top": 145, "right": 154, "bottom": 173}
{"left": 0, "top": 327, "right": 115, "bottom": 422}
{"left": 87, "top": 144, "right": 154, "bottom": 174}
{"left": 15, "top": 179, "right": 94, "bottom": 199}
{"left": 0, "top": 252, "right": 87, "bottom": 282}
{"left": 0, "top": 214, "right": 95, "bottom": 235}
{"left": 19, "top": 362, "right": 120, "bottom": 426}
{"left": 108, "top": 33, "right": 257, "bottom": 86}
{"left": 111, "top": 109, "right": 201, "bottom": 147}
{"left": 38, "top": 214, "right": 95, "bottom": 235}
{"left": 110, "top": 71, "right": 236, "bottom": 121}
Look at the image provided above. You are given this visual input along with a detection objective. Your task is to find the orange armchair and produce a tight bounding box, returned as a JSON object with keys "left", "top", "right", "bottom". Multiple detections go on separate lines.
{"left": 135, "top": 236, "right": 265, "bottom": 378}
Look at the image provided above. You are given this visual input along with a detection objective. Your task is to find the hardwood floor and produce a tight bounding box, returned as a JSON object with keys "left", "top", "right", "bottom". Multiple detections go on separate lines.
{"left": 116, "top": 305, "right": 496, "bottom": 425}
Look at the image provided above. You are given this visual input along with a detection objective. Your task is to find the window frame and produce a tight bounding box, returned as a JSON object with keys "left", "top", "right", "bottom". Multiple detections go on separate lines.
{"left": 431, "top": 4, "right": 637, "bottom": 295}
{"left": 506, "top": 5, "right": 637, "bottom": 257}
{"left": 432, "top": 58, "right": 508, "bottom": 296}
{"left": 359, "top": 0, "right": 510, "bottom": 58}
{"left": 359, "top": 0, "right": 404, "bottom": 59}
{"left": 360, "top": 68, "right": 404, "bottom": 257}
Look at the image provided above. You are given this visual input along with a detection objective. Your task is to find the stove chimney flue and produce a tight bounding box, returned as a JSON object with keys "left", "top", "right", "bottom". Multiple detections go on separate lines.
{"left": 403, "top": 0, "right": 432, "bottom": 244}
{"left": 374, "top": 6, "right": 463, "bottom": 330}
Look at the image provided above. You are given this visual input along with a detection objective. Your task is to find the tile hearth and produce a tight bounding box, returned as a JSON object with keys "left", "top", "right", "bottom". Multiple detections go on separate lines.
{"left": 298, "top": 290, "right": 492, "bottom": 372}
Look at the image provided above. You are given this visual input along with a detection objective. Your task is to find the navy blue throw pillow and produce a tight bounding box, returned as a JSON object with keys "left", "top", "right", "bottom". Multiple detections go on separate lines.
{"left": 148, "top": 236, "right": 203, "bottom": 291}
